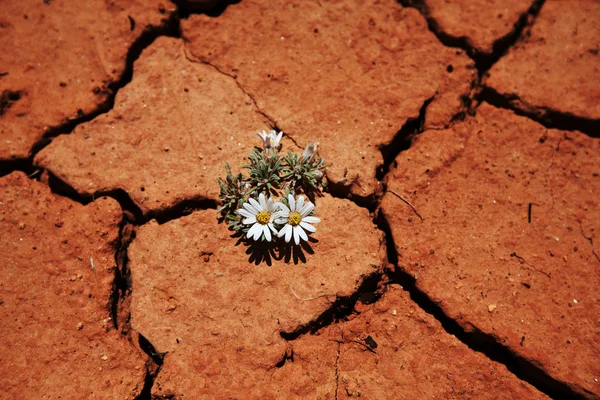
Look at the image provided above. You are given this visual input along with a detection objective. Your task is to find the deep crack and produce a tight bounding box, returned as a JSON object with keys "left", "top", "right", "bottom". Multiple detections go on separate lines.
{"left": 1, "top": 12, "right": 181, "bottom": 179}
{"left": 399, "top": 0, "right": 546, "bottom": 75}
{"left": 172, "top": 0, "right": 240, "bottom": 18}
{"left": 377, "top": 97, "right": 432, "bottom": 181}
{"left": 44, "top": 168, "right": 217, "bottom": 225}
{"left": 135, "top": 333, "right": 166, "bottom": 400}
{"left": 280, "top": 271, "right": 385, "bottom": 341}
{"left": 376, "top": 207, "right": 589, "bottom": 400}
{"left": 479, "top": 89, "right": 600, "bottom": 138}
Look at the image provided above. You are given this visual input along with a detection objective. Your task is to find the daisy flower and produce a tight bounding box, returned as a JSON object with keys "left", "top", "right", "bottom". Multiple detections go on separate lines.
{"left": 275, "top": 194, "right": 320, "bottom": 245}
{"left": 238, "top": 193, "right": 280, "bottom": 242}
{"left": 256, "top": 129, "right": 283, "bottom": 153}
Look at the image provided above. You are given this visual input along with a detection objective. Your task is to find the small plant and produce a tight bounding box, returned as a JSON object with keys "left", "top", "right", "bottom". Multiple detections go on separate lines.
{"left": 217, "top": 129, "right": 326, "bottom": 245}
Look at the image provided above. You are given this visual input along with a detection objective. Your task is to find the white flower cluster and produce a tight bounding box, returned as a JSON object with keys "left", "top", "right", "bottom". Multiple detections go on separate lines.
{"left": 237, "top": 193, "right": 320, "bottom": 245}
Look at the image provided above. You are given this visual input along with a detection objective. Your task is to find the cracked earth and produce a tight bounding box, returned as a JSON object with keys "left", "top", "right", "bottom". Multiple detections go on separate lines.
{"left": 0, "top": 0, "right": 598, "bottom": 399}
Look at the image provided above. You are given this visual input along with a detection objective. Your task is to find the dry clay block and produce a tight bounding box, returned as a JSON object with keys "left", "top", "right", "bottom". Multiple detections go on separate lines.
{"left": 284, "top": 285, "right": 548, "bottom": 399}
{"left": 36, "top": 37, "right": 280, "bottom": 216}
{"left": 0, "top": 172, "right": 146, "bottom": 399}
{"left": 485, "top": 0, "right": 600, "bottom": 122}
{"left": 382, "top": 103, "right": 600, "bottom": 398}
{"left": 183, "top": 0, "right": 476, "bottom": 199}
{"left": 128, "top": 195, "right": 385, "bottom": 398}
{"left": 404, "top": 0, "right": 536, "bottom": 56}
{"left": 0, "top": 0, "right": 175, "bottom": 160}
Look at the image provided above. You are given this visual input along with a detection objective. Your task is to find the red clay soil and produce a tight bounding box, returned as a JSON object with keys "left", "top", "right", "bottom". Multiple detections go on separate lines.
{"left": 485, "top": 0, "right": 600, "bottom": 122}
{"left": 0, "top": 0, "right": 175, "bottom": 161}
{"left": 182, "top": 0, "right": 476, "bottom": 199}
{"left": 381, "top": 103, "right": 600, "bottom": 398}
{"left": 402, "top": 0, "right": 537, "bottom": 57}
{"left": 286, "top": 285, "right": 548, "bottom": 399}
{"left": 0, "top": 172, "right": 145, "bottom": 399}
{"left": 1, "top": 0, "right": 599, "bottom": 399}
{"left": 128, "top": 195, "right": 385, "bottom": 398}
{"left": 35, "top": 37, "right": 277, "bottom": 216}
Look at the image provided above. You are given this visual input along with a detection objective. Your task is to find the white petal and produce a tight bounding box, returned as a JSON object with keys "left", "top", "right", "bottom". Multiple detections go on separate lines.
{"left": 276, "top": 131, "right": 283, "bottom": 144}
{"left": 285, "top": 225, "right": 293, "bottom": 242}
{"left": 263, "top": 225, "right": 272, "bottom": 241}
{"left": 267, "top": 197, "right": 275, "bottom": 211}
{"left": 249, "top": 197, "right": 262, "bottom": 211}
{"left": 254, "top": 224, "right": 265, "bottom": 240}
{"left": 299, "top": 221, "right": 316, "bottom": 233}
{"left": 274, "top": 202, "right": 289, "bottom": 214}
{"left": 243, "top": 202, "right": 259, "bottom": 215}
{"left": 247, "top": 223, "right": 261, "bottom": 240}
{"left": 288, "top": 194, "right": 296, "bottom": 211}
{"left": 297, "top": 225, "right": 308, "bottom": 242}
{"left": 258, "top": 193, "right": 267, "bottom": 210}
{"left": 238, "top": 208, "right": 253, "bottom": 218}
{"left": 268, "top": 223, "right": 277, "bottom": 233}
{"left": 296, "top": 195, "right": 305, "bottom": 211}
{"left": 277, "top": 224, "right": 288, "bottom": 238}
{"left": 302, "top": 216, "right": 320, "bottom": 224}
{"left": 271, "top": 211, "right": 285, "bottom": 220}
{"left": 274, "top": 218, "right": 288, "bottom": 225}
{"left": 243, "top": 217, "right": 257, "bottom": 225}
{"left": 299, "top": 202, "right": 314, "bottom": 217}
{"left": 293, "top": 226, "right": 300, "bottom": 245}
{"left": 277, "top": 202, "right": 290, "bottom": 215}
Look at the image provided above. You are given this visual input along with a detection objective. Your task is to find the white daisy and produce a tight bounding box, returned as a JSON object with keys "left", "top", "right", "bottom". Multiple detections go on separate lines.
{"left": 238, "top": 193, "right": 280, "bottom": 242}
{"left": 275, "top": 194, "right": 320, "bottom": 245}
{"left": 256, "top": 129, "right": 283, "bottom": 153}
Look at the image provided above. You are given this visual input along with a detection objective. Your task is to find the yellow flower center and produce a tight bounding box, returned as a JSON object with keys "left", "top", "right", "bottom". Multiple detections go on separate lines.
{"left": 256, "top": 211, "right": 271, "bottom": 225}
{"left": 288, "top": 211, "right": 302, "bottom": 226}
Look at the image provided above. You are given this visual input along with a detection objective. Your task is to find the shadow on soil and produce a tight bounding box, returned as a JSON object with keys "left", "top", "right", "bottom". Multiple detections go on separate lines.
{"left": 233, "top": 232, "right": 318, "bottom": 266}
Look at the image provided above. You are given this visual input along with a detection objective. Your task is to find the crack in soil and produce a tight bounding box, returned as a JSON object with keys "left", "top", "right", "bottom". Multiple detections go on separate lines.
{"left": 399, "top": 0, "right": 546, "bottom": 75}
{"left": 135, "top": 333, "right": 167, "bottom": 400}
{"left": 579, "top": 223, "right": 600, "bottom": 265}
{"left": 43, "top": 168, "right": 217, "bottom": 225}
{"left": 2, "top": 1, "right": 597, "bottom": 397}
{"left": 280, "top": 271, "right": 385, "bottom": 341}
{"left": 377, "top": 97, "right": 432, "bottom": 181}
{"left": 375, "top": 206, "right": 589, "bottom": 400}
{"left": 172, "top": 0, "right": 240, "bottom": 18}
{"left": 479, "top": 88, "right": 600, "bottom": 138}
{"left": 182, "top": 47, "right": 281, "bottom": 135}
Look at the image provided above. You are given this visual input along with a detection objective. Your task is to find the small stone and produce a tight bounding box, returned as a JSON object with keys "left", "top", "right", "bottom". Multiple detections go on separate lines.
{"left": 488, "top": 304, "right": 497, "bottom": 313}
{"left": 101, "top": 355, "right": 108, "bottom": 361}
{"left": 77, "top": 322, "right": 84, "bottom": 330}
{"left": 18, "top": 222, "right": 26, "bottom": 230}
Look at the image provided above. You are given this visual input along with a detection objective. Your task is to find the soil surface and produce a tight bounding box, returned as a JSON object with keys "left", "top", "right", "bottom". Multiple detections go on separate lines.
{"left": 0, "top": 0, "right": 175, "bottom": 161}
{"left": 182, "top": 0, "right": 476, "bottom": 199}
{"left": 382, "top": 103, "right": 600, "bottom": 398}
{"left": 1, "top": 0, "right": 598, "bottom": 399}
{"left": 0, "top": 172, "right": 145, "bottom": 399}
{"left": 36, "top": 37, "right": 273, "bottom": 216}
{"left": 129, "top": 195, "right": 384, "bottom": 398}
{"left": 484, "top": 0, "right": 600, "bottom": 125}
{"left": 401, "top": 0, "right": 537, "bottom": 57}
{"left": 289, "top": 285, "right": 548, "bottom": 399}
